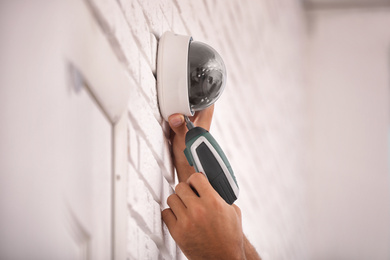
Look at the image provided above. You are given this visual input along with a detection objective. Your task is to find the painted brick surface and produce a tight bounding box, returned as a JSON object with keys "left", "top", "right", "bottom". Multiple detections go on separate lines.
{"left": 89, "top": 0, "right": 308, "bottom": 259}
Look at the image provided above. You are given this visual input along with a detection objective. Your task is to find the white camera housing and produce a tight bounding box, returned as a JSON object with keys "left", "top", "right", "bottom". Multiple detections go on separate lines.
{"left": 157, "top": 31, "right": 227, "bottom": 121}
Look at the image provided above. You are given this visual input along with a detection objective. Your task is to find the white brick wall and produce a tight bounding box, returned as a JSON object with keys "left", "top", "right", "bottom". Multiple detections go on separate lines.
{"left": 88, "top": 0, "right": 308, "bottom": 259}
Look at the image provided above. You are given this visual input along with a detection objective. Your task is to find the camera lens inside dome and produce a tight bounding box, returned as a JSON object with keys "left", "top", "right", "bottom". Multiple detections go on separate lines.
{"left": 188, "top": 41, "right": 226, "bottom": 112}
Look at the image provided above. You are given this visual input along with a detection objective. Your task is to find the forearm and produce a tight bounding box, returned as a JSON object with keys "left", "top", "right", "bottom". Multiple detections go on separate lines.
{"left": 244, "top": 235, "right": 261, "bottom": 260}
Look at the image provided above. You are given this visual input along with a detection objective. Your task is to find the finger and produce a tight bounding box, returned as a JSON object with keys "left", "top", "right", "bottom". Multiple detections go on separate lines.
{"left": 232, "top": 204, "right": 242, "bottom": 218}
{"left": 169, "top": 127, "right": 175, "bottom": 143}
{"left": 175, "top": 182, "right": 198, "bottom": 206}
{"left": 162, "top": 208, "right": 176, "bottom": 229}
{"left": 168, "top": 114, "right": 187, "bottom": 136}
{"left": 187, "top": 172, "right": 217, "bottom": 198}
{"left": 173, "top": 157, "right": 196, "bottom": 183}
{"left": 169, "top": 114, "right": 196, "bottom": 183}
{"left": 167, "top": 194, "right": 186, "bottom": 218}
{"left": 192, "top": 104, "right": 214, "bottom": 130}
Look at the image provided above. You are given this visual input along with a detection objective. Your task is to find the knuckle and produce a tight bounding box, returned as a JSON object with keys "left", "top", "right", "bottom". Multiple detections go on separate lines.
{"left": 161, "top": 208, "right": 168, "bottom": 217}
{"left": 187, "top": 173, "right": 196, "bottom": 183}
{"left": 233, "top": 204, "right": 242, "bottom": 216}
{"left": 189, "top": 172, "right": 204, "bottom": 182}
{"left": 180, "top": 217, "right": 192, "bottom": 230}
{"left": 166, "top": 194, "right": 177, "bottom": 205}
{"left": 161, "top": 208, "right": 172, "bottom": 221}
{"left": 190, "top": 203, "right": 207, "bottom": 222}
{"left": 194, "top": 172, "right": 205, "bottom": 179}
{"left": 175, "top": 182, "right": 186, "bottom": 194}
{"left": 210, "top": 196, "right": 225, "bottom": 210}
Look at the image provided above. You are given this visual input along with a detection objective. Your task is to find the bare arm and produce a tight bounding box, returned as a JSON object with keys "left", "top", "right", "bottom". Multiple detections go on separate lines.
{"left": 162, "top": 173, "right": 246, "bottom": 260}
{"left": 244, "top": 235, "right": 262, "bottom": 260}
{"left": 162, "top": 109, "right": 261, "bottom": 260}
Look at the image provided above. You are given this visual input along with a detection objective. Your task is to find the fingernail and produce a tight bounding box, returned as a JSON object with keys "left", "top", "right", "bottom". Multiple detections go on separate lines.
{"left": 169, "top": 115, "right": 183, "bottom": 127}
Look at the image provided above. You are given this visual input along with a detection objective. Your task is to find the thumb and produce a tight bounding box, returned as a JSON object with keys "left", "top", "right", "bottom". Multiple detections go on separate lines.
{"left": 168, "top": 114, "right": 187, "bottom": 136}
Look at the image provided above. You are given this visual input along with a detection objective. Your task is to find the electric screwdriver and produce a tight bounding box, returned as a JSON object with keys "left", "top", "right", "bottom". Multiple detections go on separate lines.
{"left": 183, "top": 116, "right": 239, "bottom": 204}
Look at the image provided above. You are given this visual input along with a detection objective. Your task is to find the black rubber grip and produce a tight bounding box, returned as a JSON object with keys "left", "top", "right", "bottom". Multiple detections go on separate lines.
{"left": 211, "top": 174, "right": 236, "bottom": 205}
{"left": 196, "top": 142, "right": 236, "bottom": 204}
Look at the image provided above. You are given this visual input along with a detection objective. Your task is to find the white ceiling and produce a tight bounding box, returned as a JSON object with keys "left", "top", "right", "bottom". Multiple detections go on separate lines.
{"left": 306, "top": 0, "right": 389, "bottom": 3}
{"left": 304, "top": 0, "right": 390, "bottom": 9}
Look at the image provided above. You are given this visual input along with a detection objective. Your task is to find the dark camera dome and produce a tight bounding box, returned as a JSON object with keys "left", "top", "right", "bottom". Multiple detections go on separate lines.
{"left": 188, "top": 41, "right": 227, "bottom": 111}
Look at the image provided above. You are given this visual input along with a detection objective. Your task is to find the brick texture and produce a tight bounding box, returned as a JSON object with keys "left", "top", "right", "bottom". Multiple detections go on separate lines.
{"left": 89, "top": 0, "right": 308, "bottom": 259}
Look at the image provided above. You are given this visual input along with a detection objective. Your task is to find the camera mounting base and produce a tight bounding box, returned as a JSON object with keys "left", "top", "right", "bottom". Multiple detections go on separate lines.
{"left": 157, "top": 31, "right": 194, "bottom": 121}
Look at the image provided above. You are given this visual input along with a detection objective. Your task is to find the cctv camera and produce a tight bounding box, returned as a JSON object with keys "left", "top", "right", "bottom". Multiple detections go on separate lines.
{"left": 157, "top": 31, "right": 227, "bottom": 121}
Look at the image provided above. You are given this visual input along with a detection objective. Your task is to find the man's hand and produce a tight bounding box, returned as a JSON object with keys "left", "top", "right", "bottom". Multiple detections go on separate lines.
{"left": 165, "top": 106, "right": 261, "bottom": 260}
{"left": 168, "top": 105, "right": 214, "bottom": 182}
{"left": 162, "top": 173, "right": 246, "bottom": 260}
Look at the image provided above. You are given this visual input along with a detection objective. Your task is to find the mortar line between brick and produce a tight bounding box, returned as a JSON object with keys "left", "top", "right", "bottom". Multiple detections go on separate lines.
{"left": 116, "top": 5, "right": 153, "bottom": 68}
{"left": 127, "top": 72, "right": 163, "bottom": 124}
{"left": 127, "top": 111, "right": 174, "bottom": 184}
{"left": 127, "top": 205, "right": 165, "bottom": 247}
{"left": 171, "top": 0, "right": 182, "bottom": 14}
{"left": 84, "top": 0, "right": 129, "bottom": 66}
{"left": 128, "top": 204, "right": 154, "bottom": 237}
{"left": 178, "top": 15, "right": 191, "bottom": 35}
{"left": 128, "top": 159, "right": 161, "bottom": 203}
{"left": 202, "top": 0, "right": 212, "bottom": 17}
{"left": 127, "top": 206, "right": 173, "bottom": 259}
{"left": 136, "top": 0, "right": 153, "bottom": 31}
{"left": 86, "top": 0, "right": 161, "bottom": 113}
{"left": 186, "top": 0, "right": 209, "bottom": 39}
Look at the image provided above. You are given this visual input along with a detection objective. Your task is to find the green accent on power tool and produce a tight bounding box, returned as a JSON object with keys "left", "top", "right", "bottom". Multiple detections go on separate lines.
{"left": 184, "top": 148, "right": 194, "bottom": 166}
{"left": 183, "top": 147, "right": 199, "bottom": 172}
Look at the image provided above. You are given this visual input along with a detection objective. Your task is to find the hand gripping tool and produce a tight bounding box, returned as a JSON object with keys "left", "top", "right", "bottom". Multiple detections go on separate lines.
{"left": 183, "top": 116, "right": 239, "bottom": 204}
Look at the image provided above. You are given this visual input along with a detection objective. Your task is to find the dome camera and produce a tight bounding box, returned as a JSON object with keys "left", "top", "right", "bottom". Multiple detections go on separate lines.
{"left": 157, "top": 32, "right": 239, "bottom": 205}
{"left": 157, "top": 31, "right": 227, "bottom": 121}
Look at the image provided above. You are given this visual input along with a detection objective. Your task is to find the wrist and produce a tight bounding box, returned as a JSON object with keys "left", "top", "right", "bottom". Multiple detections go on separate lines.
{"left": 243, "top": 235, "right": 261, "bottom": 260}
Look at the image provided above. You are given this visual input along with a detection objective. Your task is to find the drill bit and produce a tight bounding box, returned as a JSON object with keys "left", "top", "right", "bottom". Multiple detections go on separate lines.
{"left": 184, "top": 115, "right": 195, "bottom": 130}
